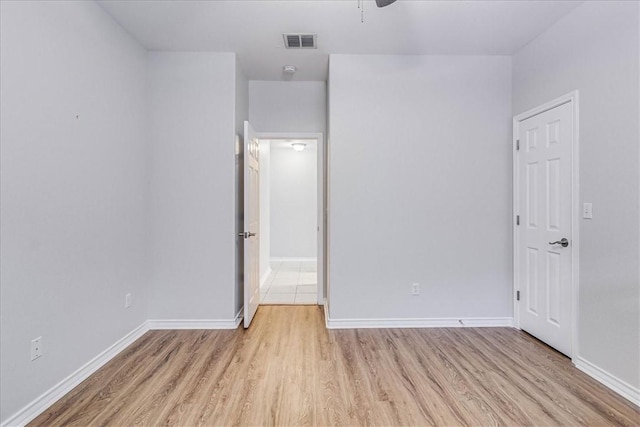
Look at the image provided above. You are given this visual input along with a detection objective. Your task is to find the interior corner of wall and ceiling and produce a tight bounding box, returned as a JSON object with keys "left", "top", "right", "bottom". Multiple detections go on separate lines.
{"left": 97, "top": 0, "right": 582, "bottom": 81}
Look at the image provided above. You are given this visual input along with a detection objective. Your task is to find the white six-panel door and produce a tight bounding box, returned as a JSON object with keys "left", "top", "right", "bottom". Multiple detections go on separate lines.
{"left": 244, "top": 121, "right": 260, "bottom": 328}
{"left": 516, "top": 101, "right": 574, "bottom": 356}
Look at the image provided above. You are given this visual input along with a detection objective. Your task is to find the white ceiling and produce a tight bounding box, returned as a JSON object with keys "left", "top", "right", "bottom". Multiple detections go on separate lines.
{"left": 98, "top": 0, "right": 581, "bottom": 81}
{"left": 267, "top": 139, "right": 318, "bottom": 150}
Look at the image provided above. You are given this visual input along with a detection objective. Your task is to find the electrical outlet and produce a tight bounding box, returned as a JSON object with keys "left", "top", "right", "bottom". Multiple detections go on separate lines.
{"left": 412, "top": 282, "right": 420, "bottom": 296}
{"left": 125, "top": 293, "right": 132, "bottom": 308}
{"left": 31, "top": 337, "right": 42, "bottom": 361}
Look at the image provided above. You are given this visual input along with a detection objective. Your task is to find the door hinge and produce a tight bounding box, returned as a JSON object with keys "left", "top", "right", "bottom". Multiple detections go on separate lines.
{"left": 516, "top": 290, "right": 520, "bottom": 301}
{"left": 516, "top": 140, "right": 520, "bottom": 151}
{"left": 516, "top": 215, "right": 520, "bottom": 225}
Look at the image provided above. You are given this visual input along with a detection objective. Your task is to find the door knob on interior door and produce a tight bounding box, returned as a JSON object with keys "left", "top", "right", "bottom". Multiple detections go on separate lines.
{"left": 247, "top": 232, "right": 256, "bottom": 237}
{"left": 548, "top": 238, "right": 569, "bottom": 247}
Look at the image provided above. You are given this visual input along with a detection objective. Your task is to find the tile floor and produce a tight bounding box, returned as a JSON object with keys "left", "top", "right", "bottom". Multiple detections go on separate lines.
{"left": 260, "top": 260, "right": 317, "bottom": 305}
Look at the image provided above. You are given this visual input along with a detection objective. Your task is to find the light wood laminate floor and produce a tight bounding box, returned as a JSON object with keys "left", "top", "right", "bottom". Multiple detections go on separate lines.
{"left": 31, "top": 306, "right": 639, "bottom": 426}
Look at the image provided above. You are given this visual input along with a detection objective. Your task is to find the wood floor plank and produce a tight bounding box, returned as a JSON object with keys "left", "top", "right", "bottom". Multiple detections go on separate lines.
{"left": 29, "top": 306, "right": 639, "bottom": 427}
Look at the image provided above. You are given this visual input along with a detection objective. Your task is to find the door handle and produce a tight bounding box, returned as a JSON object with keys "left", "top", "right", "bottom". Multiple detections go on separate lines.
{"left": 548, "top": 238, "right": 569, "bottom": 247}
{"left": 238, "top": 232, "right": 257, "bottom": 239}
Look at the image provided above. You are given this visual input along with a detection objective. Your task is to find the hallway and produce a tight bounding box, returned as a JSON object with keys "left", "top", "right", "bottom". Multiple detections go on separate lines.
{"left": 261, "top": 260, "right": 317, "bottom": 304}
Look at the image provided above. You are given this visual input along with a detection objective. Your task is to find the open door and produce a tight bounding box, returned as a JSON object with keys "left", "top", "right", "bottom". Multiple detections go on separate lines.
{"left": 243, "top": 121, "right": 260, "bottom": 328}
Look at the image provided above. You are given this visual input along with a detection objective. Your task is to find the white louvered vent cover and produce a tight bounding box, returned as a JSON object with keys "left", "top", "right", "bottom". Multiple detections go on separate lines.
{"left": 283, "top": 34, "right": 317, "bottom": 49}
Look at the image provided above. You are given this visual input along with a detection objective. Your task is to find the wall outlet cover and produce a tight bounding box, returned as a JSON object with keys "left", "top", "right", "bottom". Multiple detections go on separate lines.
{"left": 412, "top": 283, "right": 420, "bottom": 296}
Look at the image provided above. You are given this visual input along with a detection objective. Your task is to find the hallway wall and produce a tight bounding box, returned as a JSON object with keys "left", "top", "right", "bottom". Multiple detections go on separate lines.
{"left": 248, "top": 81, "right": 326, "bottom": 134}
{"left": 270, "top": 141, "right": 318, "bottom": 259}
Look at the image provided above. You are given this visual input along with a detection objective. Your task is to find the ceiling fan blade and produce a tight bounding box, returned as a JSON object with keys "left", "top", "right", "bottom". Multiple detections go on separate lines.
{"left": 375, "top": 0, "right": 397, "bottom": 7}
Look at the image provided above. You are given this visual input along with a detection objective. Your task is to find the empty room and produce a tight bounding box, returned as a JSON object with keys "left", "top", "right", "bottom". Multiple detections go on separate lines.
{"left": 1, "top": 1, "right": 638, "bottom": 426}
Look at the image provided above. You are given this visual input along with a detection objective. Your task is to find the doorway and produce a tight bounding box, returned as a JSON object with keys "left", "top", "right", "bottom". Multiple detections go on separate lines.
{"left": 259, "top": 137, "right": 319, "bottom": 305}
{"left": 513, "top": 92, "right": 579, "bottom": 357}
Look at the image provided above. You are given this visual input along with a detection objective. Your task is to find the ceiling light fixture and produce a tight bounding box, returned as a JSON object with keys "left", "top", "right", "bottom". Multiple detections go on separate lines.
{"left": 291, "top": 142, "right": 306, "bottom": 152}
{"left": 375, "top": 0, "right": 397, "bottom": 7}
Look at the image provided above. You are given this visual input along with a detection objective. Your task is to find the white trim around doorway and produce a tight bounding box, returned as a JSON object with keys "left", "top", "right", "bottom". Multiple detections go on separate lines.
{"left": 256, "top": 132, "right": 326, "bottom": 307}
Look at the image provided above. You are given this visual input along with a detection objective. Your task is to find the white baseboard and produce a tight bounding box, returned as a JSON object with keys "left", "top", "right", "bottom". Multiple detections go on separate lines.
{"left": 148, "top": 307, "right": 243, "bottom": 330}
{"left": 148, "top": 314, "right": 243, "bottom": 330}
{"left": 234, "top": 307, "right": 244, "bottom": 328}
{"left": 270, "top": 257, "right": 316, "bottom": 263}
{"left": 260, "top": 267, "right": 272, "bottom": 288}
{"left": 1, "top": 321, "right": 150, "bottom": 427}
{"left": 325, "top": 316, "right": 514, "bottom": 329}
{"left": 574, "top": 357, "right": 640, "bottom": 406}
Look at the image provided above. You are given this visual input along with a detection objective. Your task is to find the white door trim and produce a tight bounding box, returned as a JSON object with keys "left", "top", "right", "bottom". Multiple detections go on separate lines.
{"left": 256, "top": 131, "right": 326, "bottom": 307}
{"left": 512, "top": 91, "right": 580, "bottom": 360}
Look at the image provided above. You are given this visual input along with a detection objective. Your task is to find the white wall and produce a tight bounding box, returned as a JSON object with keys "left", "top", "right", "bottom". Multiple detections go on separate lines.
{"left": 513, "top": 1, "right": 640, "bottom": 391}
{"left": 259, "top": 142, "right": 271, "bottom": 281}
{"left": 328, "top": 54, "right": 512, "bottom": 320}
{"left": 235, "top": 59, "right": 249, "bottom": 137}
{"left": 249, "top": 81, "right": 326, "bottom": 133}
{"left": 270, "top": 142, "right": 318, "bottom": 258}
{"left": 147, "top": 52, "right": 238, "bottom": 320}
{"left": 0, "top": 1, "right": 149, "bottom": 422}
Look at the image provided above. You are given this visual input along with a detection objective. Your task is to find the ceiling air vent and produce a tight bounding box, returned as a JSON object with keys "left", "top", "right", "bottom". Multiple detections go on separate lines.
{"left": 283, "top": 34, "right": 317, "bottom": 49}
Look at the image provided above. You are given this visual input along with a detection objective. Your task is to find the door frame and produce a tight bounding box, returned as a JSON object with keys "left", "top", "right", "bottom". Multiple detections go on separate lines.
{"left": 512, "top": 91, "right": 580, "bottom": 359}
{"left": 256, "top": 131, "right": 326, "bottom": 306}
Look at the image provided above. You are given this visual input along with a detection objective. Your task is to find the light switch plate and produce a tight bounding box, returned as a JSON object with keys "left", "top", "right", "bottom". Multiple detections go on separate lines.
{"left": 583, "top": 203, "right": 593, "bottom": 219}
{"left": 31, "top": 337, "right": 42, "bottom": 360}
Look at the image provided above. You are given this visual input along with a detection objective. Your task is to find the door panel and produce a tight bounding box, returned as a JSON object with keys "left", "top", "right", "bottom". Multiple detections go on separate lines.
{"left": 517, "top": 101, "right": 573, "bottom": 356}
{"left": 244, "top": 121, "right": 260, "bottom": 328}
